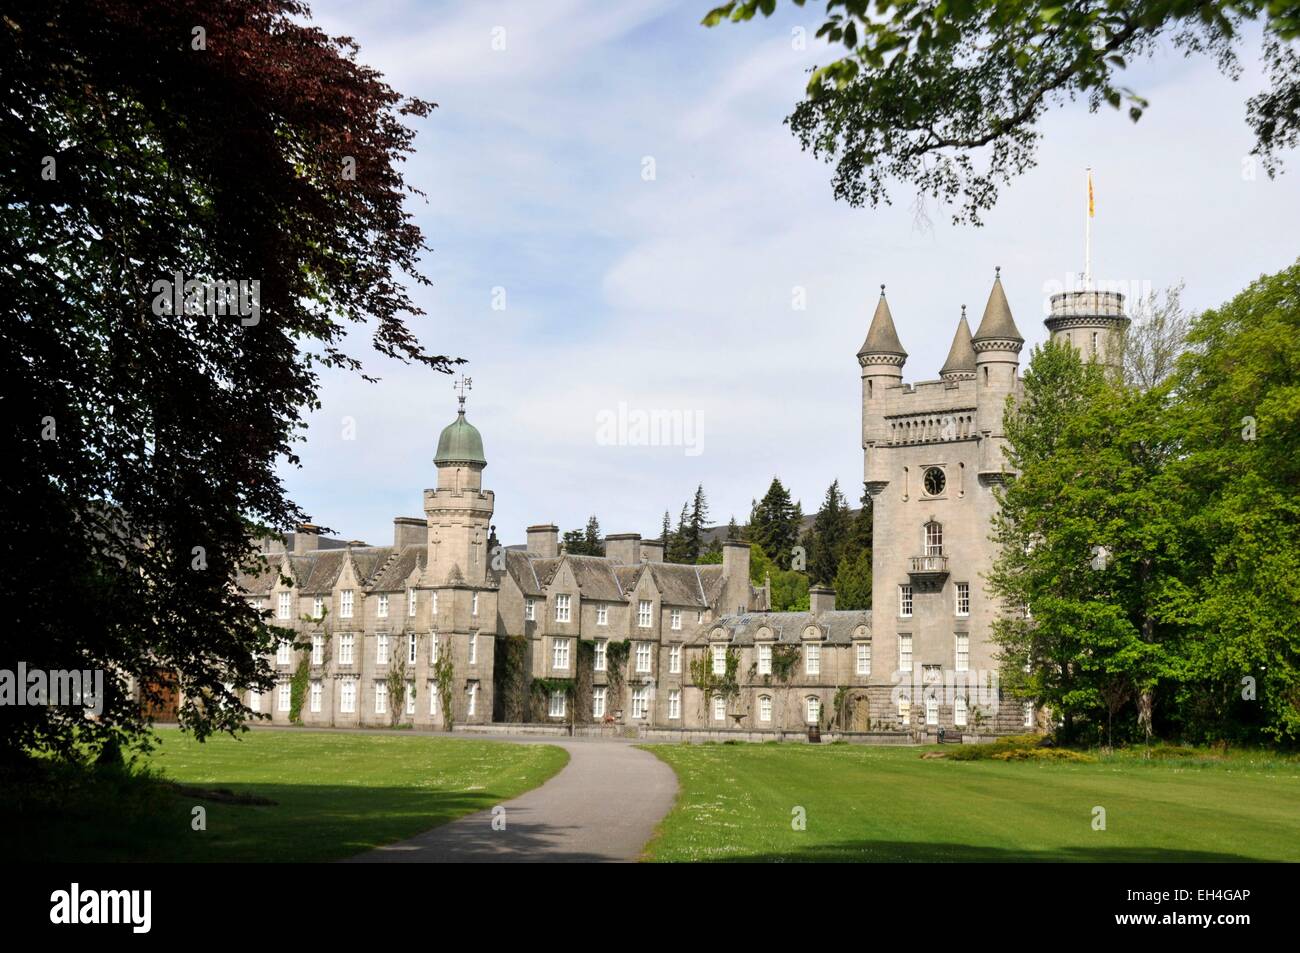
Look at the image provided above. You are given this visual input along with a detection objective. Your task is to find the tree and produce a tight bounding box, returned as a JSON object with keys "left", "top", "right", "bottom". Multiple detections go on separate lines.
{"left": 562, "top": 516, "right": 604, "bottom": 556}
{"left": 2, "top": 0, "right": 450, "bottom": 762}
{"left": 703, "top": 1, "right": 1300, "bottom": 223}
{"left": 832, "top": 547, "right": 872, "bottom": 611}
{"left": 808, "top": 480, "right": 851, "bottom": 585}
{"left": 748, "top": 478, "right": 799, "bottom": 569}
{"left": 682, "top": 484, "right": 709, "bottom": 563}
{"left": 1169, "top": 260, "right": 1300, "bottom": 743}
{"left": 726, "top": 516, "right": 741, "bottom": 540}
{"left": 667, "top": 503, "right": 692, "bottom": 563}
{"left": 989, "top": 340, "right": 1182, "bottom": 744}
{"left": 1122, "top": 282, "right": 1191, "bottom": 391}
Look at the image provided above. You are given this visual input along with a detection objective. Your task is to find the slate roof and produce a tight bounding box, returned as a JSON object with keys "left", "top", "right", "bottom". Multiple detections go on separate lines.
{"left": 858, "top": 289, "right": 907, "bottom": 357}
{"left": 972, "top": 273, "right": 1023, "bottom": 344}
{"left": 940, "top": 310, "right": 977, "bottom": 376}
{"left": 698, "top": 609, "right": 872, "bottom": 646}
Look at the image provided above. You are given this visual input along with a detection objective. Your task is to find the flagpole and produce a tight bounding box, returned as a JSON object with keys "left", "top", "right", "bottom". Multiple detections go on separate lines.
{"left": 1084, "top": 167, "right": 1092, "bottom": 290}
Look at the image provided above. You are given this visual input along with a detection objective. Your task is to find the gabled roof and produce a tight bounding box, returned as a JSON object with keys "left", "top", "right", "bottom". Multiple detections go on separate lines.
{"left": 647, "top": 563, "right": 713, "bottom": 608}
{"left": 696, "top": 609, "right": 872, "bottom": 646}
{"left": 972, "top": 272, "right": 1023, "bottom": 344}
{"left": 370, "top": 544, "right": 426, "bottom": 592}
{"left": 857, "top": 288, "right": 907, "bottom": 358}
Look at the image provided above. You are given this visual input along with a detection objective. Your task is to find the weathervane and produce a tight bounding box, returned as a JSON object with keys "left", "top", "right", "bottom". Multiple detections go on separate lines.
{"left": 454, "top": 374, "right": 472, "bottom": 412}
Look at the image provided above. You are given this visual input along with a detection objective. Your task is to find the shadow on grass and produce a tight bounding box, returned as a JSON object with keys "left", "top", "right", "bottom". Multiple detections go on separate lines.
{"left": 686, "top": 841, "right": 1269, "bottom": 863}
{"left": 2, "top": 778, "right": 567, "bottom": 863}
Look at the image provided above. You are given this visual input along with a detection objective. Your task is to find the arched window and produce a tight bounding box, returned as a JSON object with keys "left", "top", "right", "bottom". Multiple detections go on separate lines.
{"left": 758, "top": 694, "right": 773, "bottom": 722}
{"left": 924, "top": 521, "right": 943, "bottom": 556}
{"left": 925, "top": 693, "right": 939, "bottom": 725}
{"left": 805, "top": 696, "right": 821, "bottom": 725}
{"left": 954, "top": 695, "right": 968, "bottom": 727}
{"left": 898, "top": 693, "right": 910, "bottom": 725}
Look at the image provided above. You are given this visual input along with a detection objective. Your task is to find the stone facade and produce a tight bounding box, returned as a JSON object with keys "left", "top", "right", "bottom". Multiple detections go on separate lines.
{"left": 238, "top": 272, "right": 1126, "bottom": 736}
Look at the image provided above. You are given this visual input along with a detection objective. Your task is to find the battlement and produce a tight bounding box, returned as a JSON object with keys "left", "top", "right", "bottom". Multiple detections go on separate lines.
{"left": 1048, "top": 290, "right": 1126, "bottom": 319}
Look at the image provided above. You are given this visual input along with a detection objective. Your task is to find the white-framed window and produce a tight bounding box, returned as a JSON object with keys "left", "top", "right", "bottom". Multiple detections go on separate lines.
{"left": 375, "top": 682, "right": 388, "bottom": 714}
{"left": 467, "top": 682, "right": 479, "bottom": 716}
{"left": 637, "top": 600, "right": 652, "bottom": 628}
{"left": 313, "top": 596, "right": 324, "bottom": 618}
{"left": 377, "top": 593, "right": 389, "bottom": 619}
{"left": 631, "top": 687, "right": 648, "bottom": 719}
{"left": 956, "top": 582, "right": 970, "bottom": 617}
{"left": 955, "top": 634, "right": 970, "bottom": 673}
{"left": 277, "top": 681, "right": 290, "bottom": 712}
{"left": 954, "top": 695, "right": 968, "bottom": 727}
{"left": 406, "top": 682, "right": 416, "bottom": 715}
{"left": 856, "top": 642, "right": 871, "bottom": 676}
{"left": 430, "top": 632, "right": 439, "bottom": 664}
{"left": 471, "top": 592, "right": 479, "bottom": 617}
{"left": 635, "top": 642, "right": 651, "bottom": 673}
{"left": 340, "top": 589, "right": 354, "bottom": 619}
{"left": 311, "top": 633, "right": 323, "bottom": 665}
{"left": 249, "top": 687, "right": 261, "bottom": 712}
{"left": 711, "top": 644, "right": 726, "bottom": 676}
{"left": 341, "top": 677, "right": 357, "bottom": 714}
{"left": 596, "top": 604, "right": 608, "bottom": 626}
{"left": 276, "top": 639, "right": 291, "bottom": 666}
{"left": 340, "top": 633, "right": 354, "bottom": 665}
{"left": 899, "top": 585, "right": 913, "bottom": 618}
{"left": 668, "top": 689, "right": 681, "bottom": 720}
{"left": 277, "top": 591, "right": 292, "bottom": 620}
{"left": 697, "top": 611, "right": 704, "bottom": 624}
{"left": 593, "top": 686, "right": 607, "bottom": 719}
{"left": 594, "top": 639, "right": 607, "bottom": 672}
{"left": 468, "top": 633, "right": 477, "bottom": 665}
{"left": 1024, "top": 701, "right": 1035, "bottom": 728}
{"left": 898, "top": 634, "right": 912, "bottom": 673}
{"left": 806, "top": 696, "right": 820, "bottom": 724}
{"left": 404, "top": 633, "right": 415, "bottom": 664}
{"left": 670, "top": 609, "right": 682, "bottom": 631}
{"left": 898, "top": 692, "right": 910, "bottom": 725}
{"left": 925, "top": 693, "right": 939, "bottom": 725}
{"left": 525, "top": 598, "right": 535, "bottom": 621}
{"left": 759, "top": 694, "right": 772, "bottom": 722}
{"left": 757, "top": 644, "right": 772, "bottom": 676}
{"left": 549, "top": 689, "right": 566, "bottom": 718}
{"left": 376, "top": 634, "right": 389, "bottom": 666}
{"left": 669, "top": 644, "right": 681, "bottom": 674}
{"left": 924, "top": 521, "right": 943, "bottom": 556}
{"left": 713, "top": 695, "right": 726, "bottom": 722}
{"left": 553, "top": 638, "right": 570, "bottom": 670}
{"left": 309, "top": 680, "right": 322, "bottom": 713}
{"left": 429, "top": 681, "right": 439, "bottom": 715}
{"left": 555, "top": 593, "right": 571, "bottom": 623}
{"left": 805, "top": 643, "right": 820, "bottom": 676}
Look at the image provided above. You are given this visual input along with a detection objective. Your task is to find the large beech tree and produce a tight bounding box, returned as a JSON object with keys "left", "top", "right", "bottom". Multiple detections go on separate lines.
{"left": 1, "top": 0, "right": 453, "bottom": 760}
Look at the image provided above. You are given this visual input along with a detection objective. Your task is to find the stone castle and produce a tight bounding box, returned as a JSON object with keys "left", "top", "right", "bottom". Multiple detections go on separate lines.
{"left": 239, "top": 271, "right": 1127, "bottom": 736}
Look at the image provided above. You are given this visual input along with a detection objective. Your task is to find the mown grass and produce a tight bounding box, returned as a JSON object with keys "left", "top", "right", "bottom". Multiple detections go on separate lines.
{"left": 3, "top": 727, "right": 568, "bottom": 862}
{"left": 641, "top": 741, "right": 1300, "bottom": 862}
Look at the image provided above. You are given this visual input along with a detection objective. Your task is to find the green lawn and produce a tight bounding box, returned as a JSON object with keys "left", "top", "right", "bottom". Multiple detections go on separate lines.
{"left": 6, "top": 728, "right": 568, "bottom": 862}
{"left": 641, "top": 742, "right": 1300, "bottom": 862}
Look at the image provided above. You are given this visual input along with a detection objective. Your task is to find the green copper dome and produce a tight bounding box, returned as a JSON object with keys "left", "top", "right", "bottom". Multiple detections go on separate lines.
{"left": 434, "top": 410, "right": 486, "bottom": 467}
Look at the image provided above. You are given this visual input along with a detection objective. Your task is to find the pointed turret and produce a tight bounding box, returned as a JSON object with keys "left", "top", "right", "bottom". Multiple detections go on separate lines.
{"left": 939, "top": 306, "right": 977, "bottom": 381}
{"left": 972, "top": 268, "right": 1023, "bottom": 345}
{"left": 858, "top": 286, "right": 907, "bottom": 358}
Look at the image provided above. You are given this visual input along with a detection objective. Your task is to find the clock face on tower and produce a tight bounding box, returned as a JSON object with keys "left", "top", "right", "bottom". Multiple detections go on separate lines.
{"left": 923, "top": 467, "right": 946, "bottom": 496}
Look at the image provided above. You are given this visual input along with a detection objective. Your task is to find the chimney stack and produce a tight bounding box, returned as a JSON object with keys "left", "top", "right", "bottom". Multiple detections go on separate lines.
{"left": 293, "top": 523, "right": 320, "bottom": 555}
{"left": 721, "top": 540, "right": 751, "bottom": 616}
{"left": 640, "top": 538, "right": 665, "bottom": 563}
{"left": 810, "top": 585, "right": 836, "bottom": 616}
{"left": 526, "top": 524, "right": 559, "bottom": 558}
{"left": 604, "top": 533, "right": 641, "bottom": 565}
{"left": 393, "top": 517, "right": 426, "bottom": 549}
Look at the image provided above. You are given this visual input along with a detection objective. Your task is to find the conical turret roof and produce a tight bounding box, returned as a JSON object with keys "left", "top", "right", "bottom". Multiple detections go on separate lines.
{"left": 972, "top": 270, "right": 1023, "bottom": 344}
{"left": 940, "top": 308, "right": 977, "bottom": 378}
{"left": 857, "top": 286, "right": 907, "bottom": 358}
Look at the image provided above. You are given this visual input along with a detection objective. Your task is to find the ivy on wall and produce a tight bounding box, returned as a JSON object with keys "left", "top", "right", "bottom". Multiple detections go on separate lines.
{"left": 494, "top": 635, "right": 529, "bottom": 722}
{"left": 289, "top": 607, "right": 330, "bottom": 724}
{"left": 432, "top": 635, "right": 456, "bottom": 731}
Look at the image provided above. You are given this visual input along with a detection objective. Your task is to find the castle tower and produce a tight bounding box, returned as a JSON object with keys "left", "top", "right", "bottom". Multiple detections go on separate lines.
{"left": 939, "top": 306, "right": 977, "bottom": 383}
{"left": 971, "top": 269, "right": 1024, "bottom": 480}
{"left": 859, "top": 286, "right": 907, "bottom": 490}
{"left": 424, "top": 384, "right": 495, "bottom": 588}
{"left": 1044, "top": 288, "right": 1129, "bottom": 369}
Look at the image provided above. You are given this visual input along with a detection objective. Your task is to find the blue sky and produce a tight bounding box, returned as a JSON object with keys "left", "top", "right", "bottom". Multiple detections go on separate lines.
{"left": 283, "top": 0, "right": 1300, "bottom": 546}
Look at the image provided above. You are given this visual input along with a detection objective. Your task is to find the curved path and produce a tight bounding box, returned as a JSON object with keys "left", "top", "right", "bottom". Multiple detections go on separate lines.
{"left": 345, "top": 736, "right": 678, "bottom": 863}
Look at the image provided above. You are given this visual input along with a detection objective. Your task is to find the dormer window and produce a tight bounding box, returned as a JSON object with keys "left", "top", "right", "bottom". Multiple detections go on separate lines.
{"left": 340, "top": 589, "right": 354, "bottom": 619}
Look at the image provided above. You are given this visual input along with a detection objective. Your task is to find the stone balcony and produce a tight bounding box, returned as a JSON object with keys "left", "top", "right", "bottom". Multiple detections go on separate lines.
{"left": 908, "top": 554, "right": 949, "bottom": 590}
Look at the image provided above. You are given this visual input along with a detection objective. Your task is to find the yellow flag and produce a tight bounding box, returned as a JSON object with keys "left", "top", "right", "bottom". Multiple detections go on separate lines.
{"left": 1088, "top": 170, "right": 1095, "bottom": 218}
